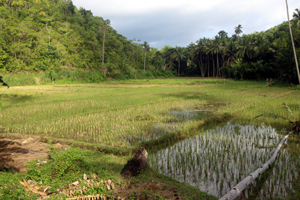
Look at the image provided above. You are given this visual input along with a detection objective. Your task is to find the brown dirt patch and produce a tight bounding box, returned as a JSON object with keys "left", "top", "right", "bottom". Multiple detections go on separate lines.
{"left": 0, "top": 136, "right": 67, "bottom": 173}
{"left": 115, "top": 180, "right": 182, "bottom": 200}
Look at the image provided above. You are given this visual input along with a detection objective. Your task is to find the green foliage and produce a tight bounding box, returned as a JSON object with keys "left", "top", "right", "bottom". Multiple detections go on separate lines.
{"left": 0, "top": 172, "right": 38, "bottom": 200}
{"left": 26, "top": 148, "right": 86, "bottom": 186}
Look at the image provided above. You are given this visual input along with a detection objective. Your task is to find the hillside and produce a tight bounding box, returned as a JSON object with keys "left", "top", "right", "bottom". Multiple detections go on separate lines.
{"left": 0, "top": 0, "right": 157, "bottom": 77}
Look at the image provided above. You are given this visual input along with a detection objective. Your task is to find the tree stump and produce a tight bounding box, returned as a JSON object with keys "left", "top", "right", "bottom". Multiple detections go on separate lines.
{"left": 292, "top": 121, "right": 300, "bottom": 134}
{"left": 120, "top": 147, "right": 148, "bottom": 177}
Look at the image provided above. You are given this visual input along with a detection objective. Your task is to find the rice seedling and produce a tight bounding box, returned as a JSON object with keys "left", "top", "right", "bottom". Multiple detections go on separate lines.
{"left": 149, "top": 123, "right": 300, "bottom": 199}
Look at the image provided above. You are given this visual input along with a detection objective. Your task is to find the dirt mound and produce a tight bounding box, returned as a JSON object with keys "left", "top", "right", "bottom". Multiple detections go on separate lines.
{"left": 0, "top": 136, "right": 66, "bottom": 173}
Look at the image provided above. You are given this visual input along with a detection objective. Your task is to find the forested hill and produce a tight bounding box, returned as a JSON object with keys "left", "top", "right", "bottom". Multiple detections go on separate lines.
{"left": 0, "top": 0, "right": 161, "bottom": 79}
{"left": 0, "top": 0, "right": 299, "bottom": 83}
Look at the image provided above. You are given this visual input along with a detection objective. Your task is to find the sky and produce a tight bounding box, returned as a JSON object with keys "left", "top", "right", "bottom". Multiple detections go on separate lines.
{"left": 71, "top": 0, "right": 299, "bottom": 49}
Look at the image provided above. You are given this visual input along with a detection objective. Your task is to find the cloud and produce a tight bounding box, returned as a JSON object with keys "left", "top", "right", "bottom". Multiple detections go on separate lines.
{"left": 72, "top": 0, "right": 299, "bottom": 49}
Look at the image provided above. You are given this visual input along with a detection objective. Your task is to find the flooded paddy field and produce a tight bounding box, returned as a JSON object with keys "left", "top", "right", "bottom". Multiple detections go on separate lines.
{"left": 149, "top": 123, "right": 300, "bottom": 199}
{"left": 119, "top": 102, "right": 226, "bottom": 145}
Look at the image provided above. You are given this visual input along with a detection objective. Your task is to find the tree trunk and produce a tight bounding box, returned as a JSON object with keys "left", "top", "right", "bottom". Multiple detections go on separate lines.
{"left": 285, "top": 0, "right": 300, "bottom": 84}
{"left": 144, "top": 51, "right": 146, "bottom": 71}
{"left": 219, "top": 132, "right": 291, "bottom": 200}
{"left": 102, "top": 27, "right": 106, "bottom": 75}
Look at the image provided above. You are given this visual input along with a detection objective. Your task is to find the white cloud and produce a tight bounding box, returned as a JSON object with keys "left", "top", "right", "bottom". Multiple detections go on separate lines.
{"left": 72, "top": 0, "right": 299, "bottom": 49}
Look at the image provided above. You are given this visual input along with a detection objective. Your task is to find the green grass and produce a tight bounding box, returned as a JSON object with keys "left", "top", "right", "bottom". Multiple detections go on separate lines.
{"left": 0, "top": 78, "right": 299, "bottom": 199}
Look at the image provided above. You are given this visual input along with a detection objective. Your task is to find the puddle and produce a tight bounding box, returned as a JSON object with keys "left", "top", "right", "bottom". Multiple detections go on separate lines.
{"left": 119, "top": 102, "right": 226, "bottom": 145}
{"left": 149, "top": 123, "right": 300, "bottom": 199}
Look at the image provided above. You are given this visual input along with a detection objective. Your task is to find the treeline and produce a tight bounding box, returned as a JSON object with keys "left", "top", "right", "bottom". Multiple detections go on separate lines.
{"left": 0, "top": 0, "right": 299, "bottom": 83}
{"left": 164, "top": 19, "right": 300, "bottom": 83}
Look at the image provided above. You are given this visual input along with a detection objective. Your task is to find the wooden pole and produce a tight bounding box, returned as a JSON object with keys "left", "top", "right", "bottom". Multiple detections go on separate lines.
{"left": 285, "top": 0, "right": 300, "bottom": 84}
{"left": 219, "top": 132, "right": 291, "bottom": 200}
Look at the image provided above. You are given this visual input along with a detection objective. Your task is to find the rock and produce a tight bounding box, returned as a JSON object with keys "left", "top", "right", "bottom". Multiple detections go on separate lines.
{"left": 83, "top": 173, "right": 87, "bottom": 180}
{"left": 53, "top": 143, "right": 63, "bottom": 149}
{"left": 120, "top": 147, "right": 148, "bottom": 177}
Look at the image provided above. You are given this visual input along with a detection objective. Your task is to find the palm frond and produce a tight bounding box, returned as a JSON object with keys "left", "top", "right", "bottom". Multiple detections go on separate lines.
{"left": 253, "top": 113, "right": 290, "bottom": 122}
{"left": 283, "top": 103, "right": 295, "bottom": 121}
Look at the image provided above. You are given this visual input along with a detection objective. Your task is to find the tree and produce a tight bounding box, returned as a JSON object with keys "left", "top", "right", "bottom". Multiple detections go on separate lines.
{"left": 235, "top": 24, "right": 243, "bottom": 38}
{"left": 236, "top": 36, "right": 256, "bottom": 62}
{"left": 218, "top": 30, "right": 228, "bottom": 38}
{"left": 293, "top": 8, "right": 300, "bottom": 28}
{"left": 207, "top": 36, "right": 224, "bottom": 77}
{"left": 100, "top": 19, "right": 110, "bottom": 75}
{"left": 171, "top": 46, "right": 186, "bottom": 76}
{"left": 143, "top": 41, "right": 150, "bottom": 71}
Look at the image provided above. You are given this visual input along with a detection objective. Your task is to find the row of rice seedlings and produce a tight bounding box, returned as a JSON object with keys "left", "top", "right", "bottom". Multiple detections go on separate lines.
{"left": 149, "top": 123, "right": 300, "bottom": 198}
{"left": 1, "top": 99, "right": 110, "bottom": 126}
{"left": 3, "top": 99, "right": 208, "bottom": 147}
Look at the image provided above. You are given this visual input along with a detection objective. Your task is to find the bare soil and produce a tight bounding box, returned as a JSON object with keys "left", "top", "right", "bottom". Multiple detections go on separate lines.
{"left": 0, "top": 135, "right": 66, "bottom": 173}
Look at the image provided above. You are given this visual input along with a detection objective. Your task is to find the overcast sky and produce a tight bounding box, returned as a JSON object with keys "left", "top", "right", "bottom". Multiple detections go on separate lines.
{"left": 71, "top": 0, "right": 299, "bottom": 49}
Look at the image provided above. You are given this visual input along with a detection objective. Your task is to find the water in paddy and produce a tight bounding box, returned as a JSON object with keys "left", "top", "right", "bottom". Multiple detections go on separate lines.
{"left": 149, "top": 123, "right": 300, "bottom": 199}
{"left": 121, "top": 102, "right": 226, "bottom": 145}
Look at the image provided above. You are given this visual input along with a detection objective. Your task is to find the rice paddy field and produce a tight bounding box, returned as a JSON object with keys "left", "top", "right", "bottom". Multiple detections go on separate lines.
{"left": 0, "top": 78, "right": 300, "bottom": 199}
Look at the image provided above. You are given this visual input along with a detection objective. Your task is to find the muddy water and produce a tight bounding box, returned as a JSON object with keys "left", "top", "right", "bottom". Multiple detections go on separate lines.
{"left": 149, "top": 123, "right": 300, "bottom": 199}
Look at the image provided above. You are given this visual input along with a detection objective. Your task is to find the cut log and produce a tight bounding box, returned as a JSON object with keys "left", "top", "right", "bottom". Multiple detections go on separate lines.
{"left": 120, "top": 147, "right": 148, "bottom": 177}
{"left": 219, "top": 132, "right": 291, "bottom": 200}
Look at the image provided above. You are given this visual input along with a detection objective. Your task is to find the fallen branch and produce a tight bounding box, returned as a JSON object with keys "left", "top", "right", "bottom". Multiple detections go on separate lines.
{"left": 219, "top": 132, "right": 291, "bottom": 200}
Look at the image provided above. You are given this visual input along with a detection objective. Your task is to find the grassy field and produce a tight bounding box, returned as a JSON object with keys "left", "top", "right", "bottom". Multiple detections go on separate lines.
{"left": 0, "top": 78, "right": 299, "bottom": 199}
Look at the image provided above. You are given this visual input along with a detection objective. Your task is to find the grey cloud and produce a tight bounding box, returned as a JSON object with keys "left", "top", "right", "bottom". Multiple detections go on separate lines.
{"left": 72, "top": 0, "right": 299, "bottom": 49}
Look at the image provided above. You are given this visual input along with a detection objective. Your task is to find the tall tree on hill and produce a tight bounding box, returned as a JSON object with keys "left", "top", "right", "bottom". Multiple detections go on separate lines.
{"left": 101, "top": 19, "right": 110, "bottom": 75}
{"left": 143, "top": 41, "right": 150, "bottom": 71}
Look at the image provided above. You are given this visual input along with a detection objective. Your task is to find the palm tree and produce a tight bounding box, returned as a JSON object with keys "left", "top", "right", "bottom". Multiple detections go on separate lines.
{"left": 235, "top": 24, "right": 243, "bottom": 45}
{"left": 234, "top": 24, "right": 243, "bottom": 37}
{"left": 100, "top": 19, "right": 110, "bottom": 75}
{"left": 204, "top": 39, "right": 213, "bottom": 77}
{"left": 235, "top": 36, "right": 256, "bottom": 62}
{"left": 171, "top": 46, "right": 186, "bottom": 76}
{"left": 223, "top": 40, "right": 237, "bottom": 66}
{"left": 143, "top": 41, "right": 150, "bottom": 71}
{"left": 195, "top": 39, "right": 207, "bottom": 77}
{"left": 293, "top": 8, "right": 300, "bottom": 28}
{"left": 207, "top": 36, "right": 224, "bottom": 77}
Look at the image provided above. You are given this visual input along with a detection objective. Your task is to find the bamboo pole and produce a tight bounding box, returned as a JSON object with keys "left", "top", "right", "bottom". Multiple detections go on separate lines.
{"left": 219, "top": 132, "right": 291, "bottom": 200}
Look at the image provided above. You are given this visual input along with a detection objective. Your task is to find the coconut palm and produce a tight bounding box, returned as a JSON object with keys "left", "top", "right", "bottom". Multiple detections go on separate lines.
{"left": 234, "top": 24, "right": 243, "bottom": 37}
{"left": 236, "top": 36, "right": 256, "bottom": 62}
{"left": 194, "top": 39, "right": 207, "bottom": 77}
{"left": 207, "top": 36, "right": 225, "bottom": 77}
{"left": 293, "top": 8, "right": 300, "bottom": 28}
{"left": 171, "top": 46, "right": 186, "bottom": 76}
